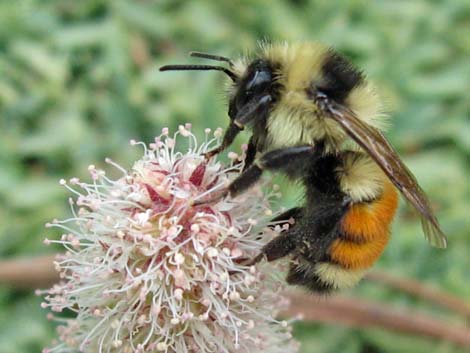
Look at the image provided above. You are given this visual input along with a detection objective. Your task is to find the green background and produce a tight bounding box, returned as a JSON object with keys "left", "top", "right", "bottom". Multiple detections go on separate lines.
{"left": 0, "top": 1, "right": 468, "bottom": 352}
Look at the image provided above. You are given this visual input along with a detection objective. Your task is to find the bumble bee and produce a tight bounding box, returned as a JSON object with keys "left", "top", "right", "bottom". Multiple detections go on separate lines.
{"left": 160, "top": 42, "right": 447, "bottom": 293}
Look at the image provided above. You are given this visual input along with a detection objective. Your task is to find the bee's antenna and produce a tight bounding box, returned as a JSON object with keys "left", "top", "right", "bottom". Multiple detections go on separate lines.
{"left": 159, "top": 64, "right": 237, "bottom": 82}
{"left": 189, "top": 51, "right": 234, "bottom": 67}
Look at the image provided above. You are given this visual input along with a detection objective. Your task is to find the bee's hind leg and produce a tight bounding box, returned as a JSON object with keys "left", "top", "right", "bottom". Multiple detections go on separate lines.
{"left": 269, "top": 207, "right": 302, "bottom": 228}
{"left": 246, "top": 206, "right": 303, "bottom": 267}
{"left": 246, "top": 208, "right": 303, "bottom": 267}
{"left": 246, "top": 232, "right": 296, "bottom": 266}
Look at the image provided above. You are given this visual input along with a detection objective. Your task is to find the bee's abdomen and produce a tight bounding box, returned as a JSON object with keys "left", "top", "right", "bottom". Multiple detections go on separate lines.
{"left": 332, "top": 180, "right": 398, "bottom": 268}
{"left": 313, "top": 181, "right": 398, "bottom": 291}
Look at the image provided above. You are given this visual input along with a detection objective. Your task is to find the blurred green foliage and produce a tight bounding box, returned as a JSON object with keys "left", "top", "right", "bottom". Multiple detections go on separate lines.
{"left": 0, "top": 0, "right": 468, "bottom": 352}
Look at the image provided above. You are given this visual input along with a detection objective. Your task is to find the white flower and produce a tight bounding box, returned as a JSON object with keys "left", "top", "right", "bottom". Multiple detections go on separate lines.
{"left": 40, "top": 125, "right": 299, "bottom": 353}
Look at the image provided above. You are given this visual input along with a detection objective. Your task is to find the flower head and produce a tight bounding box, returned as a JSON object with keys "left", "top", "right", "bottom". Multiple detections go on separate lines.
{"left": 41, "top": 125, "right": 299, "bottom": 353}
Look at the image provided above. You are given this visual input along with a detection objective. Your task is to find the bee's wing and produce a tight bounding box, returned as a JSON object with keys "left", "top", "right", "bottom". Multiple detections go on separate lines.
{"left": 327, "top": 103, "right": 447, "bottom": 248}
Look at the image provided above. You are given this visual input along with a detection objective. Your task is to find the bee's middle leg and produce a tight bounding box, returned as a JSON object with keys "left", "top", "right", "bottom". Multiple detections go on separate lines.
{"left": 195, "top": 145, "right": 315, "bottom": 205}
{"left": 229, "top": 145, "right": 315, "bottom": 198}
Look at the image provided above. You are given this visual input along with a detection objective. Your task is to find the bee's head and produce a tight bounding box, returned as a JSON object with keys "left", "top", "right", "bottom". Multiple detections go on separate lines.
{"left": 160, "top": 52, "right": 278, "bottom": 129}
{"left": 227, "top": 60, "right": 278, "bottom": 127}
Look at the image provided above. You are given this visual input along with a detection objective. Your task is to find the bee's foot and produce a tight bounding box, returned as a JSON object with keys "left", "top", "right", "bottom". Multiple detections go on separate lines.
{"left": 193, "top": 189, "right": 229, "bottom": 206}
{"left": 243, "top": 253, "right": 265, "bottom": 267}
{"left": 203, "top": 148, "right": 221, "bottom": 160}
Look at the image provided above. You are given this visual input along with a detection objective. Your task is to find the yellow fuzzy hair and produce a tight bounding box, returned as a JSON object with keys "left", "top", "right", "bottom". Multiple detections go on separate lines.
{"left": 337, "top": 151, "right": 387, "bottom": 202}
{"left": 295, "top": 258, "right": 366, "bottom": 289}
{"left": 314, "top": 262, "right": 367, "bottom": 289}
{"left": 229, "top": 42, "right": 387, "bottom": 152}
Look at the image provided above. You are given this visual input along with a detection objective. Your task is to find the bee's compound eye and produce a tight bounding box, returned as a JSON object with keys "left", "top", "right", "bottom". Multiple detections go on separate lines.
{"left": 246, "top": 70, "right": 271, "bottom": 92}
{"left": 232, "top": 62, "right": 274, "bottom": 113}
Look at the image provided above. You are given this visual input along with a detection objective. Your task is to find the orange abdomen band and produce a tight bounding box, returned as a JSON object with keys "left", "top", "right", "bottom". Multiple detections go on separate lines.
{"left": 330, "top": 180, "right": 399, "bottom": 270}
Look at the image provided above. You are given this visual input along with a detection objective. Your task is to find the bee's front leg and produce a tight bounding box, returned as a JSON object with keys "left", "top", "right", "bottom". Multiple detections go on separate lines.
{"left": 204, "top": 122, "right": 243, "bottom": 159}
{"left": 242, "top": 135, "right": 257, "bottom": 172}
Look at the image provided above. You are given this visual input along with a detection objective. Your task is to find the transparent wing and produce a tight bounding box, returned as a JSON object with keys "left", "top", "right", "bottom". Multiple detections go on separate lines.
{"left": 326, "top": 103, "right": 447, "bottom": 248}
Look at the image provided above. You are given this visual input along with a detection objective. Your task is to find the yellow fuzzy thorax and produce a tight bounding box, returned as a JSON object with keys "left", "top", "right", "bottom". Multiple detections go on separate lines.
{"left": 231, "top": 42, "right": 387, "bottom": 152}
